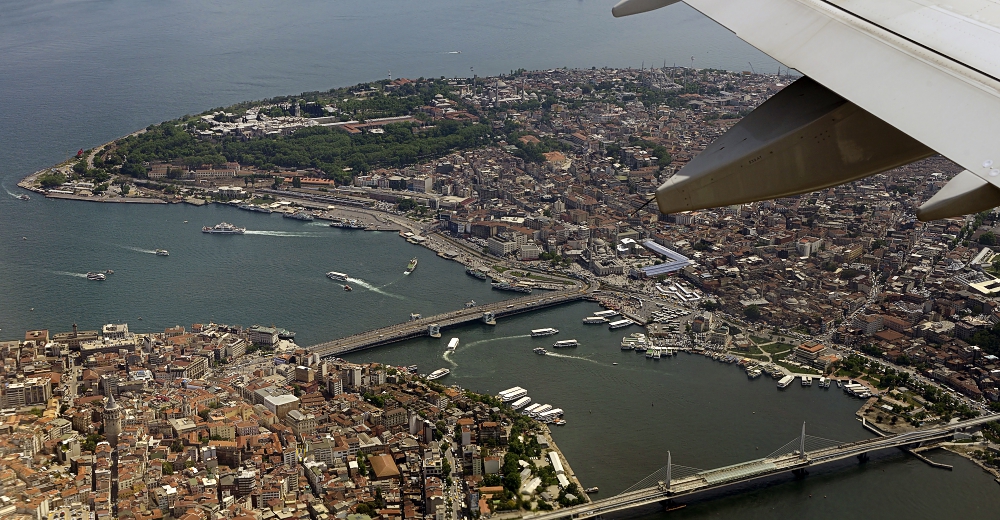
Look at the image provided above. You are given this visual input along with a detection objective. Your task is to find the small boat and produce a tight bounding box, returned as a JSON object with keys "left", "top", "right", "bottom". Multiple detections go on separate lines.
{"left": 584, "top": 487, "right": 599, "bottom": 494}
{"left": 533, "top": 347, "right": 548, "bottom": 355}
{"left": 155, "top": 249, "right": 169, "bottom": 256}
{"left": 343, "top": 284, "right": 353, "bottom": 292}
{"left": 612, "top": 362, "right": 618, "bottom": 365}
{"left": 406, "top": 365, "right": 419, "bottom": 373}
{"left": 405, "top": 257, "right": 418, "bottom": 274}
{"left": 465, "top": 300, "right": 477, "bottom": 308}
{"left": 17, "top": 194, "right": 29, "bottom": 201}
{"left": 105, "top": 269, "right": 114, "bottom": 274}
{"left": 86, "top": 272, "right": 106, "bottom": 281}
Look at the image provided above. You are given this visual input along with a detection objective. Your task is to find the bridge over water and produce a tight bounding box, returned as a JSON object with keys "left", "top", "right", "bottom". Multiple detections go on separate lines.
{"left": 307, "top": 284, "right": 593, "bottom": 359}
{"left": 526, "top": 415, "right": 1000, "bottom": 520}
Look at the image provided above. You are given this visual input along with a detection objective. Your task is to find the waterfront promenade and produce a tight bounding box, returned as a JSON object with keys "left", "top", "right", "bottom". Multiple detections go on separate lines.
{"left": 308, "top": 283, "right": 595, "bottom": 358}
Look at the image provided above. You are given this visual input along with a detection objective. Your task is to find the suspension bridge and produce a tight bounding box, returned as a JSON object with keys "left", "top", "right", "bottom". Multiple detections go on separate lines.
{"left": 526, "top": 414, "right": 1000, "bottom": 519}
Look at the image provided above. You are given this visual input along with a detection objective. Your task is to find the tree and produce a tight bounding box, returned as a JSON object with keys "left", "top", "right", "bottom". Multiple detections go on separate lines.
{"left": 162, "top": 461, "right": 174, "bottom": 475}
{"left": 38, "top": 172, "right": 66, "bottom": 188}
{"left": 292, "top": 176, "right": 302, "bottom": 188}
{"left": 981, "top": 231, "right": 997, "bottom": 246}
{"left": 744, "top": 305, "right": 762, "bottom": 321}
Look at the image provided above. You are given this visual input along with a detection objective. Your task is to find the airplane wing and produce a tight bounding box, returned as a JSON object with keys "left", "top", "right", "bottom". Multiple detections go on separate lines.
{"left": 613, "top": 0, "right": 1000, "bottom": 220}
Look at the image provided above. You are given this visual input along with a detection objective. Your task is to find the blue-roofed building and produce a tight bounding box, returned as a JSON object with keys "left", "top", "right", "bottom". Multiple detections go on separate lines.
{"left": 640, "top": 240, "right": 694, "bottom": 277}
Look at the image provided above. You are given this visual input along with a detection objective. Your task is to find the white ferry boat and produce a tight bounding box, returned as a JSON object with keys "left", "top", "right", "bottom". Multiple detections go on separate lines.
{"left": 426, "top": 368, "right": 450, "bottom": 381}
{"left": 501, "top": 388, "right": 528, "bottom": 402}
{"left": 608, "top": 319, "right": 634, "bottom": 330}
{"left": 530, "top": 404, "right": 552, "bottom": 417}
{"left": 777, "top": 375, "right": 795, "bottom": 388}
{"left": 446, "top": 338, "right": 459, "bottom": 352}
{"left": 155, "top": 249, "right": 169, "bottom": 256}
{"left": 552, "top": 339, "right": 579, "bottom": 348}
{"left": 523, "top": 403, "right": 543, "bottom": 416}
{"left": 510, "top": 396, "right": 532, "bottom": 410}
{"left": 326, "top": 271, "right": 349, "bottom": 282}
{"left": 593, "top": 310, "right": 619, "bottom": 317}
{"left": 531, "top": 328, "right": 559, "bottom": 337}
{"left": 497, "top": 386, "right": 526, "bottom": 400}
{"left": 86, "top": 272, "right": 106, "bottom": 281}
{"left": 582, "top": 316, "right": 608, "bottom": 324}
{"left": 202, "top": 222, "right": 246, "bottom": 234}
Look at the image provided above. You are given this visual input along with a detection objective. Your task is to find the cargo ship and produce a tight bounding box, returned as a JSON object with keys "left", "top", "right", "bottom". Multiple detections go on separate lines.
{"left": 405, "top": 257, "right": 418, "bottom": 274}
{"left": 465, "top": 267, "right": 488, "bottom": 280}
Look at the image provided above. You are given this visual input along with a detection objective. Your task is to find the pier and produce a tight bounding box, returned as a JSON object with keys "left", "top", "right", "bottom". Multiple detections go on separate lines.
{"left": 308, "top": 286, "right": 591, "bottom": 358}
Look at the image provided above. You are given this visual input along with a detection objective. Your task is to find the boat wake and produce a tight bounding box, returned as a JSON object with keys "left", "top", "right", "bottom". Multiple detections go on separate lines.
{"left": 464, "top": 334, "right": 531, "bottom": 349}
{"left": 347, "top": 277, "right": 404, "bottom": 299}
{"left": 245, "top": 230, "right": 325, "bottom": 237}
{"left": 442, "top": 351, "right": 458, "bottom": 367}
{"left": 543, "top": 351, "right": 604, "bottom": 366}
{"left": 53, "top": 271, "right": 88, "bottom": 279}
{"left": 120, "top": 245, "right": 157, "bottom": 254}
{"left": 3, "top": 185, "right": 18, "bottom": 198}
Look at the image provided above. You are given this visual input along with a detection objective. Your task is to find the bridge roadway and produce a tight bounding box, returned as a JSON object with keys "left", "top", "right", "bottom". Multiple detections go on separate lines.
{"left": 308, "top": 283, "right": 592, "bottom": 358}
{"left": 526, "top": 415, "right": 1000, "bottom": 520}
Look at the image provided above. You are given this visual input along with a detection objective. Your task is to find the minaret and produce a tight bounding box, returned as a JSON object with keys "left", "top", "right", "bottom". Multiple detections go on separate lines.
{"left": 103, "top": 393, "right": 122, "bottom": 446}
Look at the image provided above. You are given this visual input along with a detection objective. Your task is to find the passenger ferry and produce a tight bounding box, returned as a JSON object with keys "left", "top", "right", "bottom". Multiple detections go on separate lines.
{"left": 426, "top": 368, "right": 451, "bottom": 380}
{"left": 777, "top": 375, "right": 795, "bottom": 388}
{"left": 492, "top": 282, "right": 531, "bottom": 293}
{"left": 446, "top": 338, "right": 460, "bottom": 352}
{"left": 582, "top": 316, "right": 608, "bottom": 324}
{"left": 498, "top": 386, "right": 526, "bottom": 400}
{"left": 501, "top": 388, "right": 528, "bottom": 402}
{"left": 86, "top": 272, "right": 106, "bottom": 281}
{"left": 531, "top": 328, "right": 559, "bottom": 337}
{"left": 155, "top": 249, "right": 169, "bottom": 256}
{"left": 552, "top": 339, "right": 579, "bottom": 348}
{"left": 283, "top": 211, "right": 314, "bottom": 221}
{"left": 511, "top": 396, "right": 532, "bottom": 410}
{"left": 405, "top": 257, "right": 418, "bottom": 274}
{"left": 533, "top": 347, "right": 548, "bottom": 355}
{"left": 202, "top": 222, "right": 246, "bottom": 234}
{"left": 326, "top": 271, "right": 349, "bottom": 282}
{"left": 608, "top": 319, "right": 634, "bottom": 330}
{"left": 593, "top": 310, "right": 619, "bottom": 317}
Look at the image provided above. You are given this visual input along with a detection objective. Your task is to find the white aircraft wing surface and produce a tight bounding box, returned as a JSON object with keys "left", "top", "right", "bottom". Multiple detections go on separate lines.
{"left": 614, "top": 0, "right": 1000, "bottom": 220}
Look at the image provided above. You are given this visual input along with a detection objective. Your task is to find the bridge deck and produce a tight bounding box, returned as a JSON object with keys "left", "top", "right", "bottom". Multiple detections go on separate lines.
{"left": 308, "top": 287, "right": 589, "bottom": 358}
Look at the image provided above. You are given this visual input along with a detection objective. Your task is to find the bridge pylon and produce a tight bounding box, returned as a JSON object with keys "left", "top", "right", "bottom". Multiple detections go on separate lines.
{"left": 483, "top": 311, "right": 496, "bottom": 325}
{"left": 800, "top": 421, "right": 807, "bottom": 460}
{"left": 666, "top": 451, "right": 671, "bottom": 491}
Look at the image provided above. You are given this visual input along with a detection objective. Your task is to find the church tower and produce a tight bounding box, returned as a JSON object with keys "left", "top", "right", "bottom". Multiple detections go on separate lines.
{"left": 103, "top": 393, "right": 122, "bottom": 446}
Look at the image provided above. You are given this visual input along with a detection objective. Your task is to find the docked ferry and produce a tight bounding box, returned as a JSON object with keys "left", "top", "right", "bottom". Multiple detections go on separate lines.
{"left": 202, "top": 222, "right": 246, "bottom": 234}
{"left": 283, "top": 211, "right": 314, "bottom": 221}
{"left": 326, "top": 271, "right": 349, "bottom": 282}
{"left": 608, "top": 319, "right": 635, "bottom": 330}
{"left": 531, "top": 328, "right": 559, "bottom": 337}
{"left": 426, "top": 368, "right": 451, "bottom": 381}
{"left": 405, "top": 257, "right": 418, "bottom": 274}
{"left": 552, "top": 339, "right": 579, "bottom": 348}
{"left": 492, "top": 282, "right": 531, "bottom": 293}
{"left": 777, "top": 375, "right": 795, "bottom": 389}
{"left": 582, "top": 316, "right": 608, "bottom": 324}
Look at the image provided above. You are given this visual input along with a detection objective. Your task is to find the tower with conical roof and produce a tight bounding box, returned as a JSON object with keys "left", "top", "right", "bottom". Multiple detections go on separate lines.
{"left": 103, "top": 393, "right": 122, "bottom": 446}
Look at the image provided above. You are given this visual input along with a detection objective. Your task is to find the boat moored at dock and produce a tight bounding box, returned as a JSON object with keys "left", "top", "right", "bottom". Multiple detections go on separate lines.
{"left": 465, "top": 268, "right": 488, "bottom": 280}
{"left": 777, "top": 375, "right": 795, "bottom": 388}
{"left": 801, "top": 376, "right": 813, "bottom": 386}
{"left": 283, "top": 211, "right": 314, "bottom": 221}
{"left": 531, "top": 328, "right": 559, "bottom": 337}
{"left": 608, "top": 319, "right": 635, "bottom": 330}
{"left": 497, "top": 386, "right": 526, "bottom": 400}
{"left": 492, "top": 282, "right": 531, "bottom": 293}
{"left": 426, "top": 368, "right": 451, "bottom": 380}
{"left": 582, "top": 316, "right": 608, "bottom": 324}
{"left": 593, "top": 310, "right": 619, "bottom": 317}
{"left": 500, "top": 388, "right": 528, "bottom": 402}
{"left": 510, "top": 396, "right": 532, "bottom": 410}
